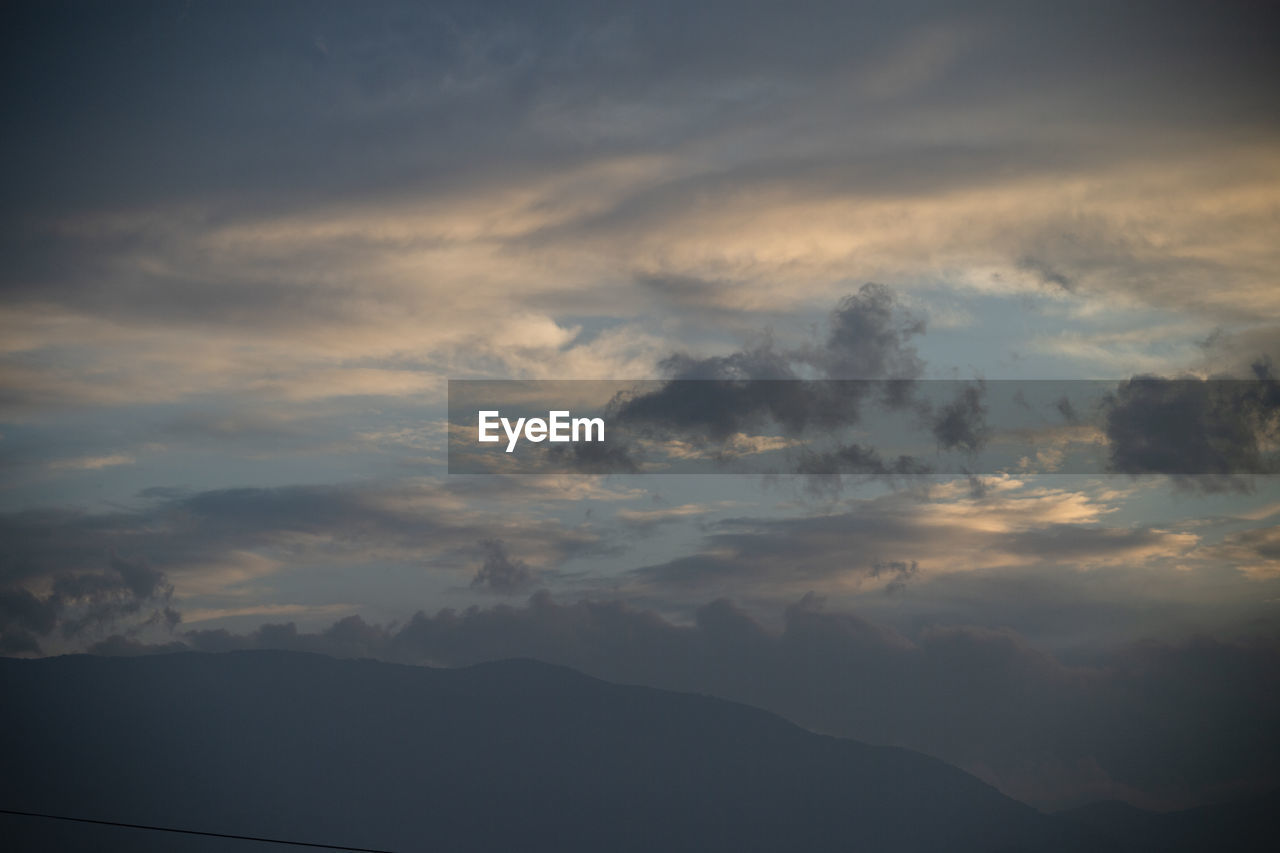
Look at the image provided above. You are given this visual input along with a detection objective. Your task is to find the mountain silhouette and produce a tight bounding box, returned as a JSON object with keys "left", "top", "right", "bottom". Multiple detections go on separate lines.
{"left": 0, "top": 651, "right": 1263, "bottom": 851}
{"left": 1058, "top": 795, "right": 1275, "bottom": 852}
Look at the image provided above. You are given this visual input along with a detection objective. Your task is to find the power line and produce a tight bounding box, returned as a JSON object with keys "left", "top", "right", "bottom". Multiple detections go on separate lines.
{"left": 0, "top": 808, "right": 398, "bottom": 852}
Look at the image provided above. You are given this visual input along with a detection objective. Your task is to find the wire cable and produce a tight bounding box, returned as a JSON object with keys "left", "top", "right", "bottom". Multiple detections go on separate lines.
{"left": 0, "top": 807, "right": 398, "bottom": 852}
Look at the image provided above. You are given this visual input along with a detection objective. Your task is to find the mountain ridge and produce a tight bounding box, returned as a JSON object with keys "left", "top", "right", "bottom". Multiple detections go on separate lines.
{"left": 0, "top": 649, "right": 1258, "bottom": 851}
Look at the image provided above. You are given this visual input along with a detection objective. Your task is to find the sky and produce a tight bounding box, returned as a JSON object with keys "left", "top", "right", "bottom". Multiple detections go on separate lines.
{"left": 2, "top": 0, "right": 1279, "bottom": 812}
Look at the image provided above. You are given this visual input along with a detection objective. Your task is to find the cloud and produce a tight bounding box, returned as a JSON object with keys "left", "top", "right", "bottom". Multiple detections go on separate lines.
{"left": 1200, "top": 525, "right": 1280, "bottom": 579}
{"left": 1053, "top": 395, "right": 1079, "bottom": 424}
{"left": 0, "top": 477, "right": 615, "bottom": 650}
{"left": 795, "top": 443, "right": 932, "bottom": 494}
{"left": 0, "top": 588, "right": 56, "bottom": 654}
{"left": 617, "top": 477, "right": 1209, "bottom": 606}
{"left": 795, "top": 283, "right": 926, "bottom": 381}
{"left": 544, "top": 436, "right": 642, "bottom": 474}
{"left": 606, "top": 285, "right": 926, "bottom": 453}
{"left": 614, "top": 502, "right": 718, "bottom": 533}
{"left": 931, "top": 382, "right": 989, "bottom": 453}
{"left": 1103, "top": 366, "right": 1280, "bottom": 490}
{"left": 0, "top": 552, "right": 177, "bottom": 655}
{"left": 1, "top": 2, "right": 1278, "bottom": 423}
{"left": 48, "top": 453, "right": 135, "bottom": 471}
{"left": 4, "top": 3, "right": 1280, "bottom": 418}
{"left": 578, "top": 288, "right": 1001, "bottom": 481}
{"left": 436, "top": 286, "right": 945, "bottom": 478}
{"left": 869, "top": 559, "right": 919, "bottom": 593}
{"left": 471, "top": 539, "right": 537, "bottom": 594}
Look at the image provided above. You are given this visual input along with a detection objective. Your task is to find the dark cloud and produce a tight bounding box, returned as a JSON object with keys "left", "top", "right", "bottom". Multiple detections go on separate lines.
{"left": 446, "top": 285, "right": 942, "bottom": 478}
{"left": 0, "top": 481, "right": 603, "bottom": 583}
{"left": 796, "top": 443, "right": 931, "bottom": 477}
{"left": 1103, "top": 368, "right": 1280, "bottom": 490}
{"left": 614, "top": 376, "right": 864, "bottom": 444}
{"left": 672, "top": 282, "right": 925, "bottom": 387}
{"left": 0, "top": 588, "right": 57, "bottom": 653}
{"left": 1227, "top": 527, "right": 1280, "bottom": 561}
{"left": 0, "top": 479, "right": 609, "bottom": 650}
{"left": 609, "top": 284, "right": 926, "bottom": 452}
{"left": 796, "top": 443, "right": 932, "bottom": 496}
{"left": 0, "top": 627, "right": 42, "bottom": 655}
{"left": 930, "top": 381, "right": 989, "bottom": 453}
{"left": 1207, "top": 525, "right": 1280, "bottom": 572}
{"left": 88, "top": 592, "right": 1280, "bottom": 811}
{"left": 6, "top": 1, "right": 1277, "bottom": 216}
{"left": 635, "top": 271, "right": 742, "bottom": 315}
{"left": 1197, "top": 327, "right": 1280, "bottom": 380}
{"left": 966, "top": 472, "right": 988, "bottom": 498}
{"left": 626, "top": 510, "right": 933, "bottom": 592}
{"left": 1055, "top": 395, "right": 1080, "bottom": 424}
{"left": 567, "top": 288, "right": 1018, "bottom": 483}
{"left": 110, "top": 552, "right": 167, "bottom": 599}
{"left": 1018, "top": 255, "right": 1075, "bottom": 291}
{"left": 545, "top": 437, "right": 641, "bottom": 474}
{"left": 0, "top": 552, "right": 176, "bottom": 654}
{"left": 798, "top": 284, "right": 926, "bottom": 381}
{"left": 870, "top": 559, "right": 919, "bottom": 593}
{"left": 471, "top": 539, "right": 536, "bottom": 593}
